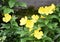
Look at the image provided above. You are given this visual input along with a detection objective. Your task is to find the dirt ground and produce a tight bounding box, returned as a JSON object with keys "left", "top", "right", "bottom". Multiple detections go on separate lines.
{"left": 17, "top": 0, "right": 60, "bottom": 8}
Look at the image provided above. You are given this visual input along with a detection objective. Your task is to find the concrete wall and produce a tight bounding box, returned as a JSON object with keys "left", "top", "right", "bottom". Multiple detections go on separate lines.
{"left": 17, "top": 0, "right": 60, "bottom": 7}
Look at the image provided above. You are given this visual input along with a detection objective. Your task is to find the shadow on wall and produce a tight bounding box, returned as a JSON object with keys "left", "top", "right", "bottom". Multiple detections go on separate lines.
{"left": 17, "top": 0, "right": 60, "bottom": 8}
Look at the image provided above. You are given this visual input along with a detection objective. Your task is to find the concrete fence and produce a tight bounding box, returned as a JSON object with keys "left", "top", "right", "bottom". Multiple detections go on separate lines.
{"left": 17, "top": 0, "right": 60, "bottom": 7}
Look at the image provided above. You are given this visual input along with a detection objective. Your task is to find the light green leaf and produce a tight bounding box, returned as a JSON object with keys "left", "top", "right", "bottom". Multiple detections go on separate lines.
{"left": 4, "top": 8, "right": 14, "bottom": 14}
{"left": 1, "top": 23, "right": 10, "bottom": 29}
{"left": 8, "top": 0, "right": 16, "bottom": 8}
{"left": 58, "top": 18, "right": 60, "bottom": 22}
{"left": 47, "top": 23, "right": 53, "bottom": 29}
{"left": 10, "top": 16, "right": 18, "bottom": 26}
{"left": 20, "top": 31, "right": 27, "bottom": 37}
{"left": 47, "top": 23, "right": 58, "bottom": 29}
{"left": 44, "top": 20, "right": 49, "bottom": 25}
{"left": 11, "top": 16, "right": 17, "bottom": 21}
{"left": 15, "top": 2, "right": 27, "bottom": 7}
{"left": 56, "top": 28, "right": 60, "bottom": 33}
{"left": 11, "top": 22, "right": 18, "bottom": 26}
{"left": 0, "top": 5, "right": 2, "bottom": 7}
{"left": 21, "top": 38, "right": 26, "bottom": 42}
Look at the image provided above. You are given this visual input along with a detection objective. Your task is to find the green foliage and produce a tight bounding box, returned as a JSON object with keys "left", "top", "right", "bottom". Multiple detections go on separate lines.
{"left": 15, "top": 2, "right": 27, "bottom": 8}
{"left": 0, "top": 1, "right": 60, "bottom": 42}
{"left": 8, "top": 0, "right": 16, "bottom": 8}
{"left": 3, "top": 7, "right": 14, "bottom": 14}
{"left": 0, "top": 0, "right": 27, "bottom": 14}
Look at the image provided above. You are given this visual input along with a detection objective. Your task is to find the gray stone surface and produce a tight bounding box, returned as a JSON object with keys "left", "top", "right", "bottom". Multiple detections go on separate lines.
{"left": 17, "top": 0, "right": 60, "bottom": 7}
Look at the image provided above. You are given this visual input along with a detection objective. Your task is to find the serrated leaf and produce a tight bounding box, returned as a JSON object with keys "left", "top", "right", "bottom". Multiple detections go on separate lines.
{"left": 8, "top": 0, "right": 16, "bottom": 8}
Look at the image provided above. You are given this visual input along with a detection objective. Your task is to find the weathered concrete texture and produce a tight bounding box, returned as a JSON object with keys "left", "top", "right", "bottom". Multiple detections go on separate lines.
{"left": 17, "top": 0, "right": 60, "bottom": 7}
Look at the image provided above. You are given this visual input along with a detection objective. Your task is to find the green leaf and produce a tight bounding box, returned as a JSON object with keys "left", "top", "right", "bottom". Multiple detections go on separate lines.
{"left": 8, "top": 0, "right": 16, "bottom": 8}
{"left": 4, "top": 8, "right": 14, "bottom": 14}
{"left": 12, "top": 22, "right": 18, "bottom": 26}
{"left": 20, "top": 31, "right": 27, "bottom": 37}
{"left": 50, "top": 15, "right": 58, "bottom": 19}
{"left": 53, "top": 23, "right": 58, "bottom": 28}
{"left": 0, "top": 5, "right": 2, "bottom": 7}
{"left": 15, "top": 2, "right": 27, "bottom": 7}
{"left": 10, "top": 16, "right": 18, "bottom": 26}
{"left": 54, "top": 34, "right": 60, "bottom": 40}
{"left": 1, "top": 23, "right": 10, "bottom": 29}
{"left": 56, "top": 28, "right": 60, "bottom": 33}
{"left": 47, "top": 23, "right": 53, "bottom": 29}
{"left": 47, "top": 15, "right": 58, "bottom": 19}
{"left": 0, "top": 5, "right": 2, "bottom": 11}
{"left": 42, "top": 36, "right": 54, "bottom": 42}
{"left": 44, "top": 20, "right": 49, "bottom": 25}
{"left": 21, "top": 38, "right": 26, "bottom": 42}
{"left": 58, "top": 13, "right": 60, "bottom": 16}
{"left": 58, "top": 18, "right": 60, "bottom": 22}
{"left": 11, "top": 16, "right": 17, "bottom": 21}
{"left": 2, "top": 36, "right": 6, "bottom": 40}
{"left": 21, "top": 37, "right": 34, "bottom": 42}
{"left": 47, "top": 22, "right": 58, "bottom": 29}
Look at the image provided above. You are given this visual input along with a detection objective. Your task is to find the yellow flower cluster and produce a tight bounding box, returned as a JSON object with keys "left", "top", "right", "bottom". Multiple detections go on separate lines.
{"left": 20, "top": 15, "right": 39, "bottom": 31}
{"left": 34, "top": 30, "right": 43, "bottom": 39}
{"left": 32, "top": 15, "right": 39, "bottom": 23}
{"left": 2, "top": 14, "right": 12, "bottom": 23}
{"left": 20, "top": 16, "right": 27, "bottom": 25}
{"left": 26, "top": 20, "right": 34, "bottom": 28}
{"left": 31, "top": 28, "right": 43, "bottom": 39}
{"left": 38, "top": 4, "right": 56, "bottom": 15}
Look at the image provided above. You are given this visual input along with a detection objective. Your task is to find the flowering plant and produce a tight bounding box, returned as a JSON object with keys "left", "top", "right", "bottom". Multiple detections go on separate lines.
{"left": 0, "top": 0, "right": 60, "bottom": 42}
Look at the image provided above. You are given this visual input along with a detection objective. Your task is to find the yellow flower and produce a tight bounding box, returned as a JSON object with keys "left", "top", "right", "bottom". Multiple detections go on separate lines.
{"left": 34, "top": 30, "right": 43, "bottom": 39}
{"left": 20, "top": 16, "right": 27, "bottom": 25}
{"left": 38, "top": 7, "right": 45, "bottom": 14}
{"left": 38, "top": 4, "right": 55, "bottom": 15}
{"left": 50, "top": 4, "right": 56, "bottom": 11}
{"left": 26, "top": 20, "right": 34, "bottom": 28}
{"left": 30, "top": 28, "right": 42, "bottom": 36}
{"left": 2, "top": 14, "right": 11, "bottom": 23}
{"left": 31, "top": 15, "right": 39, "bottom": 23}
